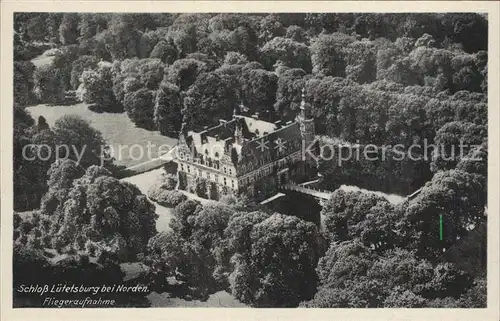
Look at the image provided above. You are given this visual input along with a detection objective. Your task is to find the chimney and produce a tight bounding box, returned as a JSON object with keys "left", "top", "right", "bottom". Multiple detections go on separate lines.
{"left": 252, "top": 114, "right": 258, "bottom": 119}
{"left": 274, "top": 120, "right": 282, "bottom": 128}
{"left": 203, "top": 126, "right": 208, "bottom": 130}
{"left": 219, "top": 119, "right": 226, "bottom": 125}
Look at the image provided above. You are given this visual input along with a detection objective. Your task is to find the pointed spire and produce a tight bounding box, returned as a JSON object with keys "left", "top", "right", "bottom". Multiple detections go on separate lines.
{"left": 234, "top": 117, "right": 243, "bottom": 145}
{"left": 179, "top": 109, "right": 187, "bottom": 141}
{"left": 300, "top": 87, "right": 306, "bottom": 110}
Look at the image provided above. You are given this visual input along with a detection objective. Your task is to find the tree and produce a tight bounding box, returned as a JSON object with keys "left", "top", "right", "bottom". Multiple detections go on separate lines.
{"left": 123, "top": 88, "right": 156, "bottom": 130}
{"left": 167, "top": 22, "right": 201, "bottom": 58}
{"left": 149, "top": 39, "right": 178, "bottom": 64}
{"left": 59, "top": 13, "right": 80, "bottom": 45}
{"left": 273, "top": 67, "right": 308, "bottom": 119}
{"left": 33, "top": 64, "right": 65, "bottom": 104}
{"left": 402, "top": 169, "right": 487, "bottom": 258}
{"left": 36, "top": 162, "right": 158, "bottom": 260}
{"left": 441, "top": 13, "right": 488, "bottom": 53}
{"left": 194, "top": 177, "right": 208, "bottom": 198}
{"left": 138, "top": 31, "right": 160, "bottom": 58}
{"left": 345, "top": 40, "right": 377, "bottom": 84}
{"left": 70, "top": 55, "right": 99, "bottom": 90}
{"left": 137, "top": 58, "right": 165, "bottom": 89}
{"left": 240, "top": 65, "right": 277, "bottom": 117}
{"left": 14, "top": 110, "right": 54, "bottom": 211}
{"left": 154, "top": 81, "right": 182, "bottom": 136}
{"left": 206, "top": 14, "right": 258, "bottom": 59}
{"left": 24, "top": 13, "right": 49, "bottom": 42}
{"left": 52, "top": 45, "right": 81, "bottom": 91}
{"left": 285, "top": 25, "right": 307, "bottom": 43}
{"left": 104, "top": 14, "right": 142, "bottom": 60}
{"left": 78, "top": 63, "right": 120, "bottom": 112}
{"left": 14, "top": 61, "right": 36, "bottom": 106}
{"left": 310, "top": 33, "right": 355, "bottom": 77}
{"left": 258, "top": 15, "right": 284, "bottom": 43}
{"left": 154, "top": 190, "right": 187, "bottom": 207}
{"left": 259, "top": 37, "right": 312, "bottom": 72}
{"left": 431, "top": 121, "right": 486, "bottom": 172}
{"left": 182, "top": 71, "right": 239, "bottom": 131}
{"left": 223, "top": 51, "right": 248, "bottom": 66}
{"left": 304, "top": 241, "right": 473, "bottom": 308}
{"left": 229, "top": 213, "right": 323, "bottom": 307}
{"left": 456, "top": 143, "right": 487, "bottom": 177}
{"left": 52, "top": 115, "right": 112, "bottom": 169}
{"left": 459, "top": 277, "right": 486, "bottom": 308}
{"left": 304, "top": 76, "right": 346, "bottom": 136}
{"left": 170, "top": 199, "right": 202, "bottom": 238}
{"left": 78, "top": 13, "right": 100, "bottom": 41}
{"left": 225, "top": 211, "right": 270, "bottom": 256}
{"left": 166, "top": 58, "right": 208, "bottom": 91}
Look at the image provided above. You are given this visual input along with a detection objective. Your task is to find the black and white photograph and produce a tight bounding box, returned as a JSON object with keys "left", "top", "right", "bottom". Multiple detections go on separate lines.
{"left": 3, "top": 3, "right": 498, "bottom": 315}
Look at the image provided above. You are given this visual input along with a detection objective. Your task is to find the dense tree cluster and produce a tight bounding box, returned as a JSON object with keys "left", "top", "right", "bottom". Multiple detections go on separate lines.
{"left": 145, "top": 199, "right": 324, "bottom": 306}
{"left": 308, "top": 148, "right": 487, "bottom": 307}
{"left": 15, "top": 160, "right": 158, "bottom": 261}
{"left": 14, "top": 13, "right": 487, "bottom": 135}
{"left": 13, "top": 112, "right": 114, "bottom": 211}
{"left": 13, "top": 12, "right": 488, "bottom": 308}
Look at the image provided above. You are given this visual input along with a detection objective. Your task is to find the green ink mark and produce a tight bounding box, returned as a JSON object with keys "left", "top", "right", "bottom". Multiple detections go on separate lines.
{"left": 440, "top": 214, "right": 443, "bottom": 241}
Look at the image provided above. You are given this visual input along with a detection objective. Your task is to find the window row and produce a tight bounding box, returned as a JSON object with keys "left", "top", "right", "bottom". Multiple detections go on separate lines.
{"left": 181, "top": 163, "right": 236, "bottom": 188}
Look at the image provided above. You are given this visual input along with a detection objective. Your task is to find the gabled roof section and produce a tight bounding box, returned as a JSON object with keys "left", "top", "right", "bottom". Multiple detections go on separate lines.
{"left": 180, "top": 116, "right": 303, "bottom": 169}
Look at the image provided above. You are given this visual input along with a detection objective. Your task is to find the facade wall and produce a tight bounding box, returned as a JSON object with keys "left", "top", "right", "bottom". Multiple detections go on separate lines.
{"left": 174, "top": 149, "right": 303, "bottom": 195}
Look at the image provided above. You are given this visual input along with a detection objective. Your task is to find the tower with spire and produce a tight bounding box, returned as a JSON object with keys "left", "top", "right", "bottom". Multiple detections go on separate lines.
{"left": 296, "top": 88, "right": 315, "bottom": 162}
{"left": 234, "top": 101, "right": 244, "bottom": 145}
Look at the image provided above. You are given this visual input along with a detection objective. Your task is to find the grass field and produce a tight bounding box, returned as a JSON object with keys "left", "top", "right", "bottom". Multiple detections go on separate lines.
{"left": 26, "top": 103, "right": 178, "bottom": 168}
{"left": 31, "top": 54, "right": 55, "bottom": 68}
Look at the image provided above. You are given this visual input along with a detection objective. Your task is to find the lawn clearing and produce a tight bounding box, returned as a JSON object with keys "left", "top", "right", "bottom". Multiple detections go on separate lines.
{"left": 26, "top": 103, "right": 178, "bottom": 168}
{"left": 30, "top": 55, "right": 55, "bottom": 68}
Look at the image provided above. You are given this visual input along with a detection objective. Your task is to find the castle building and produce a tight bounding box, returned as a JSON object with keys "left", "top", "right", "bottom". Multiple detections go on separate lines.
{"left": 173, "top": 89, "right": 316, "bottom": 199}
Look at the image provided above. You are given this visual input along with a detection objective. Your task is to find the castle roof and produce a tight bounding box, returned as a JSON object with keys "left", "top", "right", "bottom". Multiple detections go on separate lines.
{"left": 182, "top": 115, "right": 302, "bottom": 168}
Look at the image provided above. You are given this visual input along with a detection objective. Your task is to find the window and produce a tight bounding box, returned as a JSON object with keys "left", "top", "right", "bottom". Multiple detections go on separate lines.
{"left": 231, "top": 180, "right": 235, "bottom": 188}
{"left": 224, "top": 177, "right": 227, "bottom": 186}
{"left": 181, "top": 164, "right": 185, "bottom": 171}
{"left": 187, "top": 166, "right": 191, "bottom": 173}
{"left": 229, "top": 168, "right": 232, "bottom": 175}
{"left": 223, "top": 167, "right": 227, "bottom": 174}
